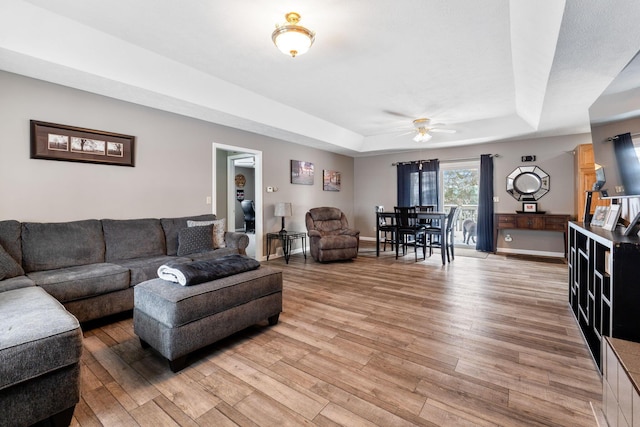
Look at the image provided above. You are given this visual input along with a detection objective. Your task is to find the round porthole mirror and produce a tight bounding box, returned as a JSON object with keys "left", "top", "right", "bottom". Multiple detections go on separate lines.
{"left": 506, "top": 166, "right": 550, "bottom": 201}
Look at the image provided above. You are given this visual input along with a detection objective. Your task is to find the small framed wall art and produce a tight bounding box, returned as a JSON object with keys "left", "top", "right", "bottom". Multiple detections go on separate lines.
{"left": 323, "top": 170, "right": 341, "bottom": 191}
{"left": 290, "top": 160, "right": 314, "bottom": 185}
{"left": 30, "top": 120, "right": 135, "bottom": 167}
{"left": 522, "top": 202, "right": 537, "bottom": 213}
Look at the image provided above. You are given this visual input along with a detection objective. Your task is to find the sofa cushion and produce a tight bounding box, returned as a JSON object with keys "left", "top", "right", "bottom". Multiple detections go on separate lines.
{"left": 112, "top": 255, "right": 192, "bottom": 286}
{"left": 21, "top": 220, "right": 105, "bottom": 272}
{"left": 27, "top": 263, "right": 130, "bottom": 303}
{"left": 177, "top": 225, "right": 214, "bottom": 256}
{"left": 102, "top": 218, "right": 166, "bottom": 262}
{"left": 0, "top": 220, "right": 22, "bottom": 266}
{"left": 316, "top": 234, "right": 359, "bottom": 250}
{"left": 0, "top": 244, "right": 24, "bottom": 280}
{"left": 0, "top": 286, "right": 82, "bottom": 391}
{"left": 161, "top": 214, "right": 217, "bottom": 256}
{"left": 0, "top": 276, "right": 35, "bottom": 293}
{"left": 187, "top": 247, "right": 239, "bottom": 261}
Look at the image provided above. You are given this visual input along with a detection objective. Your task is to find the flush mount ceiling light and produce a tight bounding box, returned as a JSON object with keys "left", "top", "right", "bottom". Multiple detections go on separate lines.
{"left": 272, "top": 12, "right": 315, "bottom": 58}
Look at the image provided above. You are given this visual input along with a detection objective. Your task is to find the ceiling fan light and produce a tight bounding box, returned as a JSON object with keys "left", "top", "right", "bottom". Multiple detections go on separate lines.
{"left": 413, "top": 132, "right": 432, "bottom": 143}
{"left": 272, "top": 12, "right": 315, "bottom": 57}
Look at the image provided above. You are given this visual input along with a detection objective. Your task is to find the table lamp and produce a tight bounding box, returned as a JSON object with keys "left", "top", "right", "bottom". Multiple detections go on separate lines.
{"left": 274, "top": 202, "right": 292, "bottom": 234}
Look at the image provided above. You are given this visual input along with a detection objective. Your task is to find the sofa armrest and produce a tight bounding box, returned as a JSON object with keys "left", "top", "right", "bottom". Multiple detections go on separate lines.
{"left": 307, "top": 230, "right": 322, "bottom": 238}
{"left": 0, "top": 276, "right": 36, "bottom": 293}
{"left": 223, "top": 232, "right": 250, "bottom": 255}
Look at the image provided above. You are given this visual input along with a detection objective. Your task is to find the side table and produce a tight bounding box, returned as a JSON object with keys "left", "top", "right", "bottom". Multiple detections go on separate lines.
{"left": 266, "top": 231, "right": 307, "bottom": 264}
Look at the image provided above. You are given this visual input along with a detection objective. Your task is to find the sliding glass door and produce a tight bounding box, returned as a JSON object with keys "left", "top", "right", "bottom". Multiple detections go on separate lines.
{"left": 440, "top": 160, "right": 479, "bottom": 246}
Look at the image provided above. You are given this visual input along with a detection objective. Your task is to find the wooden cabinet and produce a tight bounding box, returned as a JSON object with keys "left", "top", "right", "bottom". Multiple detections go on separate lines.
{"left": 568, "top": 222, "right": 640, "bottom": 371}
{"left": 493, "top": 213, "right": 572, "bottom": 256}
{"left": 602, "top": 337, "right": 640, "bottom": 426}
{"left": 574, "top": 144, "right": 608, "bottom": 222}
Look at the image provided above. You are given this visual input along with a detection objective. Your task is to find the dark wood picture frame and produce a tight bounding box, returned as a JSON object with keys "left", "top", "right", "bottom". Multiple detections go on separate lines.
{"left": 30, "top": 120, "right": 135, "bottom": 167}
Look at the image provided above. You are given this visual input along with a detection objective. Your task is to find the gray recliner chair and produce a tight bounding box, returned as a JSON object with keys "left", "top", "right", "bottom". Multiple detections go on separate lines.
{"left": 305, "top": 207, "right": 360, "bottom": 262}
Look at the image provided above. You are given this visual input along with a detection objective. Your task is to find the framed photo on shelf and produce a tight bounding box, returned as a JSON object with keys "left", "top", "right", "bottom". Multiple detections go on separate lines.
{"left": 623, "top": 211, "right": 640, "bottom": 236}
{"left": 603, "top": 204, "right": 621, "bottom": 231}
{"left": 591, "top": 205, "right": 609, "bottom": 227}
{"left": 522, "top": 202, "right": 537, "bottom": 213}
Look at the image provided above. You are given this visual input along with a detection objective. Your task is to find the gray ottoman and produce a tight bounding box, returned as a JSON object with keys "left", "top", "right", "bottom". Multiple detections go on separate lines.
{"left": 133, "top": 266, "right": 282, "bottom": 372}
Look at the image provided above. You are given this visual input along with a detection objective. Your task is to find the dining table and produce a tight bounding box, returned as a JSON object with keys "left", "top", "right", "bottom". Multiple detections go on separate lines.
{"left": 375, "top": 211, "right": 449, "bottom": 265}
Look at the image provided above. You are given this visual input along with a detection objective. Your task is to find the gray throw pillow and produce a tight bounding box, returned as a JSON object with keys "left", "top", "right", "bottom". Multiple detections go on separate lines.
{"left": 177, "top": 225, "right": 214, "bottom": 256}
{"left": 187, "top": 218, "right": 226, "bottom": 249}
{"left": 0, "top": 243, "right": 24, "bottom": 280}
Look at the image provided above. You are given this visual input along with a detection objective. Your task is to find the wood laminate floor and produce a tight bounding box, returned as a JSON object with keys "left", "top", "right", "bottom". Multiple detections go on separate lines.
{"left": 72, "top": 243, "right": 602, "bottom": 426}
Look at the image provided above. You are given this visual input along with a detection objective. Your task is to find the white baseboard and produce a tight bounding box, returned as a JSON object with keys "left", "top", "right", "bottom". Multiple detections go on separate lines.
{"left": 260, "top": 246, "right": 308, "bottom": 262}
{"left": 496, "top": 247, "right": 565, "bottom": 258}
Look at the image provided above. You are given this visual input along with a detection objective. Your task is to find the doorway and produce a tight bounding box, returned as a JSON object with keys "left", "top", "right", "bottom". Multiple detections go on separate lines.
{"left": 212, "top": 143, "right": 263, "bottom": 260}
{"left": 439, "top": 160, "right": 480, "bottom": 246}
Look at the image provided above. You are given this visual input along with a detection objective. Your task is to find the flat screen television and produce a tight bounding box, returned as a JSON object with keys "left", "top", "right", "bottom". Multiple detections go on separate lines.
{"left": 590, "top": 129, "right": 640, "bottom": 199}
{"left": 588, "top": 51, "right": 640, "bottom": 199}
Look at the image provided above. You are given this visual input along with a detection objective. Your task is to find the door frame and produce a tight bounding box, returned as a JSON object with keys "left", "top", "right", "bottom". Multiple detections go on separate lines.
{"left": 212, "top": 142, "right": 263, "bottom": 260}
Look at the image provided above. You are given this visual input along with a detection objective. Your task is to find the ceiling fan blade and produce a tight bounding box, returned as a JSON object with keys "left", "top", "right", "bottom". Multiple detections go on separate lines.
{"left": 394, "top": 130, "right": 415, "bottom": 138}
{"left": 383, "top": 110, "right": 415, "bottom": 119}
{"left": 430, "top": 128, "right": 456, "bottom": 134}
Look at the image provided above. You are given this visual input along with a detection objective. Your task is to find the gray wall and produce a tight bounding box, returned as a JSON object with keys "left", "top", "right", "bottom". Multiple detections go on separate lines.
{"left": 1, "top": 70, "right": 599, "bottom": 257}
{"left": 0, "top": 71, "right": 355, "bottom": 231}
{"left": 354, "top": 134, "right": 592, "bottom": 256}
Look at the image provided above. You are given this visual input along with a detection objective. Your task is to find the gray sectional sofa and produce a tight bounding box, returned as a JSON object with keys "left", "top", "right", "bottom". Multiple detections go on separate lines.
{"left": 0, "top": 214, "right": 250, "bottom": 426}
{"left": 0, "top": 214, "right": 248, "bottom": 322}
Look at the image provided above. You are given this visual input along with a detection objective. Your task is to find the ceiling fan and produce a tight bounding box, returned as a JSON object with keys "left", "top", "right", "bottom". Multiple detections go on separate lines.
{"left": 409, "top": 118, "right": 456, "bottom": 142}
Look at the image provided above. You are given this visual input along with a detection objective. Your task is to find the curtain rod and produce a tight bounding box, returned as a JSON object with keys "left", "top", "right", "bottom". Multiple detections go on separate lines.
{"left": 391, "top": 154, "right": 499, "bottom": 166}
{"left": 607, "top": 132, "right": 640, "bottom": 141}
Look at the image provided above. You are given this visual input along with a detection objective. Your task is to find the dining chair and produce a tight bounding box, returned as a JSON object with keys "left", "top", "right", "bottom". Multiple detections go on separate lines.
{"left": 416, "top": 205, "right": 436, "bottom": 228}
{"left": 394, "top": 206, "right": 427, "bottom": 261}
{"left": 424, "top": 206, "right": 460, "bottom": 262}
{"left": 378, "top": 213, "right": 396, "bottom": 251}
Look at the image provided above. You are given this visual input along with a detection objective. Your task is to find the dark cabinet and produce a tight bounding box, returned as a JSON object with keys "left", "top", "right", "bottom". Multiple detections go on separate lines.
{"left": 568, "top": 221, "right": 640, "bottom": 370}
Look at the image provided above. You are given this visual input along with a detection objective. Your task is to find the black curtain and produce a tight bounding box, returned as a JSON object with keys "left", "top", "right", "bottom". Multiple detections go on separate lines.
{"left": 476, "top": 154, "right": 494, "bottom": 252}
{"left": 613, "top": 132, "right": 640, "bottom": 196}
{"left": 397, "top": 160, "right": 439, "bottom": 207}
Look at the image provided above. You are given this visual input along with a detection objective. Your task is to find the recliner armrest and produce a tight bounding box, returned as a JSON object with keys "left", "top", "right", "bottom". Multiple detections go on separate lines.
{"left": 340, "top": 229, "right": 360, "bottom": 237}
{"left": 307, "top": 230, "right": 322, "bottom": 238}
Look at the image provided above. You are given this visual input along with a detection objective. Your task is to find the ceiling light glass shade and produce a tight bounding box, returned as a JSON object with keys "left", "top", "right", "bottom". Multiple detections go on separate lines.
{"left": 413, "top": 130, "right": 432, "bottom": 143}
{"left": 272, "top": 12, "right": 315, "bottom": 57}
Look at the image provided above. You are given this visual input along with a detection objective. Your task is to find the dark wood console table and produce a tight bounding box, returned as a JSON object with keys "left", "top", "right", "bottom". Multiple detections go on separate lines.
{"left": 493, "top": 213, "right": 572, "bottom": 257}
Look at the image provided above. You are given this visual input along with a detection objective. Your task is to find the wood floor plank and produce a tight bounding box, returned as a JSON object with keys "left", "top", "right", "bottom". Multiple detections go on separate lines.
{"left": 82, "top": 386, "right": 140, "bottom": 426}
{"left": 213, "top": 352, "right": 327, "bottom": 420}
{"left": 129, "top": 400, "right": 180, "bottom": 427}
{"left": 131, "top": 355, "right": 221, "bottom": 420}
{"left": 83, "top": 335, "right": 160, "bottom": 406}
{"left": 72, "top": 244, "right": 602, "bottom": 426}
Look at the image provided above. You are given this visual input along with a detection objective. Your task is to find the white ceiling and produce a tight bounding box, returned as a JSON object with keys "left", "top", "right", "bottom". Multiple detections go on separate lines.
{"left": 2, "top": 0, "right": 640, "bottom": 156}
